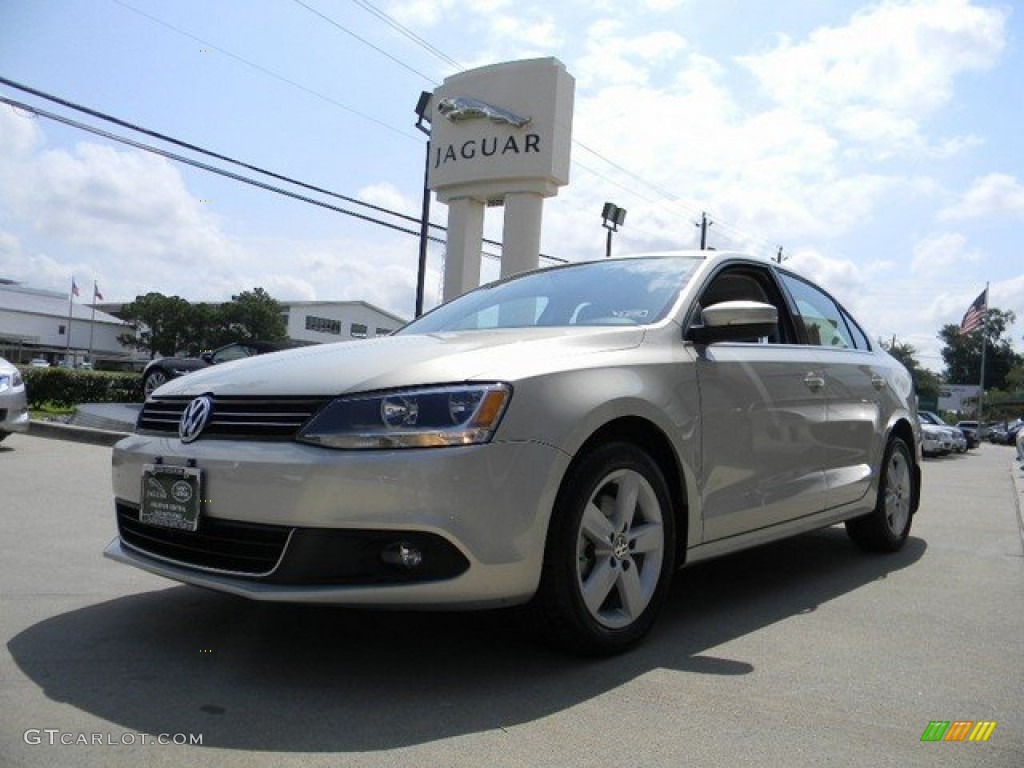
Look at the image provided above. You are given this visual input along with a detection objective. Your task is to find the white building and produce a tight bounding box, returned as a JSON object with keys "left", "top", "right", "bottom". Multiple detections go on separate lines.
{"left": 1, "top": 279, "right": 408, "bottom": 365}
{"left": 283, "top": 301, "right": 406, "bottom": 344}
{"left": 0, "top": 281, "right": 128, "bottom": 366}
{"left": 938, "top": 384, "right": 982, "bottom": 416}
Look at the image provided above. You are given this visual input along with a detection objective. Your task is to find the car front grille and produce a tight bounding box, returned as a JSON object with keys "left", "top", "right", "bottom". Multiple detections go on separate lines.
{"left": 117, "top": 502, "right": 292, "bottom": 576}
{"left": 137, "top": 395, "right": 327, "bottom": 440}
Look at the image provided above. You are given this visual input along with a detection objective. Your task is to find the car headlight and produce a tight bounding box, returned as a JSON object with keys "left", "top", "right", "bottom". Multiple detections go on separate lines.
{"left": 296, "top": 384, "right": 511, "bottom": 449}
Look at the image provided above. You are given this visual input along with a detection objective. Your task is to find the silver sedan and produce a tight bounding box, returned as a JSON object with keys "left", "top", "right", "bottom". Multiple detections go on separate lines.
{"left": 107, "top": 252, "right": 921, "bottom": 655}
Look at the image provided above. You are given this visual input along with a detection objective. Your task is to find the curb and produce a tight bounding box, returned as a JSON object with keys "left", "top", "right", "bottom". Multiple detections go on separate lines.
{"left": 27, "top": 420, "right": 131, "bottom": 447}
{"left": 1012, "top": 453, "right": 1024, "bottom": 556}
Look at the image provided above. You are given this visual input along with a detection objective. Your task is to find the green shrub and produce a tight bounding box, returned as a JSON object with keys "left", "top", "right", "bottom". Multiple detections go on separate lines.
{"left": 20, "top": 368, "right": 143, "bottom": 408}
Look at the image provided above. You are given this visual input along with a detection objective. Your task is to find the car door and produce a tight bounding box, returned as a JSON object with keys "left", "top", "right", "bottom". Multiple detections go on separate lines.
{"left": 691, "top": 265, "right": 830, "bottom": 542}
{"left": 776, "top": 271, "right": 885, "bottom": 509}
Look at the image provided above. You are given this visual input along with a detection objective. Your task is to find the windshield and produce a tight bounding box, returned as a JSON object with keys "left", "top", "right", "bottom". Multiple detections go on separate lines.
{"left": 401, "top": 257, "right": 701, "bottom": 334}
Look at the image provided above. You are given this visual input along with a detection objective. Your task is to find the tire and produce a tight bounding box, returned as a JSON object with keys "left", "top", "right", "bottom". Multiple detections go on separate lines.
{"left": 845, "top": 436, "right": 915, "bottom": 552}
{"left": 529, "top": 442, "right": 676, "bottom": 656}
{"left": 143, "top": 369, "right": 168, "bottom": 398}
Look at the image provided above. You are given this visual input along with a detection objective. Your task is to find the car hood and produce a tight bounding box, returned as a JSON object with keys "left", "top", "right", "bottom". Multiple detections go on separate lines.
{"left": 152, "top": 327, "right": 647, "bottom": 397}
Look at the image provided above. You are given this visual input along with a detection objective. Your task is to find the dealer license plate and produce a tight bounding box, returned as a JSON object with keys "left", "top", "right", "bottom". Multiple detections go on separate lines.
{"left": 139, "top": 464, "right": 202, "bottom": 531}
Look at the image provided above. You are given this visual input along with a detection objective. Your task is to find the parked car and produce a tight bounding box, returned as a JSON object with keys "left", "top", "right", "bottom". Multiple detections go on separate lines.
{"left": 954, "top": 421, "right": 980, "bottom": 449}
{"left": 988, "top": 419, "right": 1023, "bottom": 445}
{"left": 0, "top": 357, "right": 29, "bottom": 442}
{"left": 107, "top": 252, "right": 922, "bottom": 655}
{"left": 918, "top": 411, "right": 967, "bottom": 453}
{"left": 918, "top": 420, "right": 953, "bottom": 457}
{"left": 28, "top": 358, "right": 49, "bottom": 368}
{"left": 142, "top": 341, "right": 283, "bottom": 397}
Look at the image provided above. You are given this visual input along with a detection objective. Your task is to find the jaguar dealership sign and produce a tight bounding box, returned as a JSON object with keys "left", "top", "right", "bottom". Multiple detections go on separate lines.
{"left": 425, "top": 58, "right": 575, "bottom": 300}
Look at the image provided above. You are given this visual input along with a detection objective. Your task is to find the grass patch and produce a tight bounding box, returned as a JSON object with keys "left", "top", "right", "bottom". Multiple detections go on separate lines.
{"left": 30, "top": 403, "right": 76, "bottom": 420}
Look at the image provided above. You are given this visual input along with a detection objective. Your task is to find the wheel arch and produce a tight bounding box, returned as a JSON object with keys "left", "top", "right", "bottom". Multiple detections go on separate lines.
{"left": 888, "top": 417, "right": 921, "bottom": 514}
{"left": 570, "top": 416, "right": 690, "bottom": 566}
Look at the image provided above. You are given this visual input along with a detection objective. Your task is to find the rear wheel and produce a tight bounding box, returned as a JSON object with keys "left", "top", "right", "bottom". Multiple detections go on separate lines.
{"left": 845, "top": 436, "right": 914, "bottom": 552}
{"left": 530, "top": 442, "right": 676, "bottom": 655}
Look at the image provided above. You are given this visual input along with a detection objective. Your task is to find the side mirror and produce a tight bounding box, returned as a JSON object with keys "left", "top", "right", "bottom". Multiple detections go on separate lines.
{"left": 687, "top": 300, "right": 779, "bottom": 345}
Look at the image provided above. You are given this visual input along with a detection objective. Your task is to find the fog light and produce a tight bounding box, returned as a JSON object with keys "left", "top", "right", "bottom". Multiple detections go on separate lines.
{"left": 381, "top": 542, "right": 424, "bottom": 569}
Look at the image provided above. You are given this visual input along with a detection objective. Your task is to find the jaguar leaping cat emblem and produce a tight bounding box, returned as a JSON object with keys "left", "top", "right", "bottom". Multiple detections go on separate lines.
{"left": 436, "top": 97, "right": 531, "bottom": 128}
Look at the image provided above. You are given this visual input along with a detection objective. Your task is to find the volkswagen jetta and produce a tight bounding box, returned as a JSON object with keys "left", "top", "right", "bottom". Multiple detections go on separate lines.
{"left": 107, "top": 252, "right": 921, "bottom": 655}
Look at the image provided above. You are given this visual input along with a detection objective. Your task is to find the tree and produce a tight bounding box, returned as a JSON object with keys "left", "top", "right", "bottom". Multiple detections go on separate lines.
{"left": 117, "top": 293, "right": 200, "bottom": 359}
{"left": 1006, "top": 364, "right": 1024, "bottom": 394}
{"left": 881, "top": 339, "right": 940, "bottom": 401}
{"left": 214, "top": 287, "right": 288, "bottom": 344}
{"left": 939, "top": 308, "right": 1022, "bottom": 391}
{"left": 117, "top": 287, "right": 288, "bottom": 358}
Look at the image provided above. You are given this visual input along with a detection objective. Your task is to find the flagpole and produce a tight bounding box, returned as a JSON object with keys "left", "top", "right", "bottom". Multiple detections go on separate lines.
{"left": 88, "top": 281, "right": 98, "bottom": 364}
{"left": 977, "top": 282, "right": 989, "bottom": 425}
{"left": 66, "top": 278, "right": 75, "bottom": 363}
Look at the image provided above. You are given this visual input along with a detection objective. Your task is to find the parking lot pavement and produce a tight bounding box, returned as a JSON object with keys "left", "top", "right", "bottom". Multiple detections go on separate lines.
{"left": 1, "top": 433, "right": 1022, "bottom": 768}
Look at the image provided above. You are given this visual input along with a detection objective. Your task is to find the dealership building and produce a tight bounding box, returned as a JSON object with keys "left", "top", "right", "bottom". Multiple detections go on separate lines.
{"left": 0, "top": 280, "right": 406, "bottom": 367}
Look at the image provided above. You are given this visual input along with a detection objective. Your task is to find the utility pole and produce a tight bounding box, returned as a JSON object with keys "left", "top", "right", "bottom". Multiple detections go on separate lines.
{"left": 775, "top": 246, "right": 785, "bottom": 263}
{"left": 695, "top": 211, "right": 712, "bottom": 250}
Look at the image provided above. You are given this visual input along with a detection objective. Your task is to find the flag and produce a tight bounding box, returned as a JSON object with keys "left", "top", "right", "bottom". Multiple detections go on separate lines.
{"left": 959, "top": 288, "right": 987, "bottom": 335}
{"left": 71, "top": 278, "right": 80, "bottom": 298}
{"left": 94, "top": 282, "right": 104, "bottom": 301}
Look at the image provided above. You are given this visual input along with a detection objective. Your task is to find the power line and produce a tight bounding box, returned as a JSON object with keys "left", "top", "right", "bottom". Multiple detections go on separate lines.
{"left": 348, "top": 0, "right": 462, "bottom": 70}
{"left": 290, "top": 0, "right": 439, "bottom": 84}
{"left": 1, "top": 95, "right": 439, "bottom": 241}
{"left": 0, "top": 83, "right": 566, "bottom": 263}
{"left": 110, "top": 0, "right": 418, "bottom": 142}
{"left": 113, "top": 0, "right": 784, "bottom": 257}
{"left": 0, "top": 75, "right": 434, "bottom": 232}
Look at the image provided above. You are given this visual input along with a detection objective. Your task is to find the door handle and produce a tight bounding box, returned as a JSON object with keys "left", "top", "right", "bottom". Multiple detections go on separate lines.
{"left": 804, "top": 372, "right": 825, "bottom": 391}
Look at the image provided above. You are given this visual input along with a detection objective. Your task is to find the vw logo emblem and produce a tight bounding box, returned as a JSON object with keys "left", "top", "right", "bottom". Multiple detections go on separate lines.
{"left": 179, "top": 395, "right": 214, "bottom": 443}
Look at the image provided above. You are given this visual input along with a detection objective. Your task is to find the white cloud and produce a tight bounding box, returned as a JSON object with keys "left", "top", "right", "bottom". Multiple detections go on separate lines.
{"left": 740, "top": 0, "right": 1006, "bottom": 148}
{"left": 357, "top": 182, "right": 420, "bottom": 217}
{"left": 939, "top": 173, "right": 1024, "bottom": 221}
{"left": 387, "top": 0, "right": 461, "bottom": 28}
{"left": 575, "top": 21, "right": 687, "bottom": 88}
{"left": 0, "top": 106, "right": 426, "bottom": 315}
{"left": 910, "top": 232, "right": 982, "bottom": 272}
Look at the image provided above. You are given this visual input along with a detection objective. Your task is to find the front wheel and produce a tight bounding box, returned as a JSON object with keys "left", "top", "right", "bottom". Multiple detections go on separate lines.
{"left": 529, "top": 442, "right": 676, "bottom": 656}
{"left": 142, "top": 369, "right": 168, "bottom": 398}
{"left": 845, "top": 436, "right": 915, "bottom": 552}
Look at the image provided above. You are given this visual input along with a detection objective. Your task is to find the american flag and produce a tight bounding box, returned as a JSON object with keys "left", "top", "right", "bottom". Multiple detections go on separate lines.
{"left": 71, "top": 278, "right": 80, "bottom": 298}
{"left": 94, "top": 282, "right": 104, "bottom": 301}
{"left": 958, "top": 288, "right": 987, "bottom": 335}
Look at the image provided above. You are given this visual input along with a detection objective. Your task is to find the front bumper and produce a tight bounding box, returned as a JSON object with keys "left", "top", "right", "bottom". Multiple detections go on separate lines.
{"left": 0, "top": 395, "right": 29, "bottom": 434}
{"left": 108, "top": 434, "right": 570, "bottom": 608}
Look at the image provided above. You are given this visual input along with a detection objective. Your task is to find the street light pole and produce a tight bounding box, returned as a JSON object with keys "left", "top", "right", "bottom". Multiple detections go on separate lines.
{"left": 601, "top": 202, "right": 627, "bottom": 258}
{"left": 414, "top": 91, "right": 432, "bottom": 318}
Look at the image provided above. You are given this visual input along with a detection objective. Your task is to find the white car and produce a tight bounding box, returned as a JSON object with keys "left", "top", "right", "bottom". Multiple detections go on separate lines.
{"left": 0, "top": 357, "right": 29, "bottom": 441}
{"left": 107, "top": 252, "right": 922, "bottom": 655}
{"left": 918, "top": 411, "right": 965, "bottom": 454}
{"left": 918, "top": 421, "right": 952, "bottom": 457}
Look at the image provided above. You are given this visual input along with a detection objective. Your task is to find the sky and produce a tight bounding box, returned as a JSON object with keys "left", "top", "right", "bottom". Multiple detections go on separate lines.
{"left": 0, "top": 0, "right": 1022, "bottom": 372}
